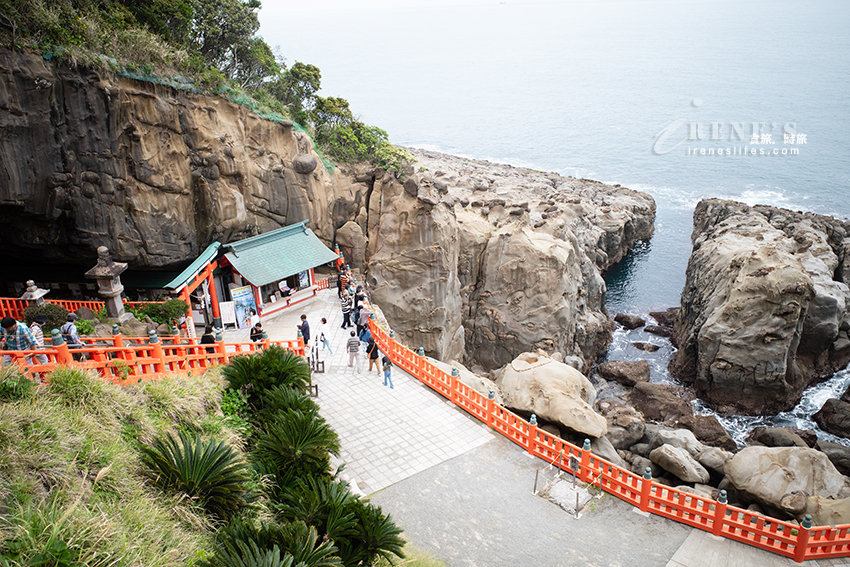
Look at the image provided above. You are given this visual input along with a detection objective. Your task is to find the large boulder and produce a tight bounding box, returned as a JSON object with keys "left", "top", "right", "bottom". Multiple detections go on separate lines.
{"left": 649, "top": 445, "right": 710, "bottom": 483}
{"left": 806, "top": 495, "right": 850, "bottom": 526}
{"left": 725, "top": 446, "right": 850, "bottom": 517}
{"left": 748, "top": 426, "right": 813, "bottom": 448}
{"left": 597, "top": 360, "right": 650, "bottom": 386}
{"left": 614, "top": 313, "right": 645, "bottom": 330}
{"left": 816, "top": 440, "right": 850, "bottom": 476}
{"left": 697, "top": 447, "right": 733, "bottom": 476}
{"left": 335, "top": 221, "right": 367, "bottom": 272}
{"left": 496, "top": 352, "right": 607, "bottom": 438}
{"left": 628, "top": 382, "right": 692, "bottom": 423}
{"left": 428, "top": 357, "right": 504, "bottom": 405}
{"left": 648, "top": 428, "right": 705, "bottom": 458}
{"left": 813, "top": 398, "right": 850, "bottom": 439}
{"left": 675, "top": 415, "right": 737, "bottom": 452}
{"left": 597, "top": 398, "right": 645, "bottom": 450}
{"left": 670, "top": 199, "right": 850, "bottom": 415}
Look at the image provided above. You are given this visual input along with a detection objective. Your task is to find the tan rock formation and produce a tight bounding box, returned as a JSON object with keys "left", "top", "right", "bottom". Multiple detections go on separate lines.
{"left": 670, "top": 199, "right": 850, "bottom": 414}
{"left": 496, "top": 351, "right": 607, "bottom": 438}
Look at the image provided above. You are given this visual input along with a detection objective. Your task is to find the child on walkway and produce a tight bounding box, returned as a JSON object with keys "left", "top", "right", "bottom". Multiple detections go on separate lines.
{"left": 382, "top": 356, "right": 394, "bottom": 388}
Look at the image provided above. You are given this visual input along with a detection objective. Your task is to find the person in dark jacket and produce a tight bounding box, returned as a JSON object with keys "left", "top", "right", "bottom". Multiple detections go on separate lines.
{"left": 200, "top": 324, "right": 216, "bottom": 353}
{"left": 299, "top": 314, "right": 310, "bottom": 344}
{"left": 250, "top": 323, "right": 263, "bottom": 342}
{"left": 367, "top": 339, "right": 381, "bottom": 373}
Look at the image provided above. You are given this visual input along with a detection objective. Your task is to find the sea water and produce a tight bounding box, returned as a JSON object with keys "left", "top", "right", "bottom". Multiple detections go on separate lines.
{"left": 261, "top": 0, "right": 850, "bottom": 441}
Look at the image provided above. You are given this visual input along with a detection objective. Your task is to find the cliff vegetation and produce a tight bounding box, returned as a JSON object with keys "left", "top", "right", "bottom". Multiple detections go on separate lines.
{"left": 0, "top": 0, "right": 412, "bottom": 175}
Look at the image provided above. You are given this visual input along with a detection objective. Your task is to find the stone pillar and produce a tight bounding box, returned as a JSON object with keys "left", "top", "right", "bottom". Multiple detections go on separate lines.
{"left": 19, "top": 280, "right": 49, "bottom": 306}
{"left": 85, "top": 247, "right": 133, "bottom": 324}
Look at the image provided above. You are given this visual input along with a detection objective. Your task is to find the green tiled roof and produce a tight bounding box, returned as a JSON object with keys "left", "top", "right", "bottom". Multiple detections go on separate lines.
{"left": 162, "top": 242, "right": 222, "bottom": 290}
{"left": 223, "top": 222, "right": 339, "bottom": 287}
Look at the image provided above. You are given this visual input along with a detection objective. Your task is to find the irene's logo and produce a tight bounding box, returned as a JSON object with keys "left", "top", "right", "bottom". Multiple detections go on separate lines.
{"left": 652, "top": 99, "right": 806, "bottom": 157}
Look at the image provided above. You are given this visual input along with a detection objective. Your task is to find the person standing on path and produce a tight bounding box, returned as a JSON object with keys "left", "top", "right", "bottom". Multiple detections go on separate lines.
{"left": 382, "top": 355, "right": 394, "bottom": 388}
{"left": 317, "top": 317, "right": 333, "bottom": 354}
{"left": 346, "top": 330, "right": 362, "bottom": 372}
{"left": 367, "top": 338, "right": 380, "bottom": 373}
{"left": 200, "top": 324, "right": 216, "bottom": 354}
{"left": 340, "top": 293, "right": 353, "bottom": 329}
{"left": 299, "top": 314, "right": 310, "bottom": 345}
{"left": 60, "top": 314, "right": 81, "bottom": 346}
{"left": 250, "top": 322, "right": 264, "bottom": 342}
{"left": 29, "top": 314, "right": 49, "bottom": 365}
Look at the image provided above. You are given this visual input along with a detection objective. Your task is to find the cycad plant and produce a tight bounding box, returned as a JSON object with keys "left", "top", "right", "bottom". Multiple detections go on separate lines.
{"left": 222, "top": 346, "right": 311, "bottom": 409}
{"left": 208, "top": 519, "right": 342, "bottom": 567}
{"left": 202, "top": 540, "right": 294, "bottom": 567}
{"left": 255, "top": 410, "right": 339, "bottom": 480}
{"left": 258, "top": 385, "right": 319, "bottom": 423}
{"left": 139, "top": 431, "right": 251, "bottom": 521}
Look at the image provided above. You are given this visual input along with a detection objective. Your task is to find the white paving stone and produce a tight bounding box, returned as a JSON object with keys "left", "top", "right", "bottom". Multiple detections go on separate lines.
{"left": 222, "top": 287, "right": 494, "bottom": 494}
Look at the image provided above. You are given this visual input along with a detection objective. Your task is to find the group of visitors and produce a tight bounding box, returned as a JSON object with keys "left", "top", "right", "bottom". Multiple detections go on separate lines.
{"left": 345, "top": 329, "right": 393, "bottom": 388}
{"left": 0, "top": 312, "right": 81, "bottom": 366}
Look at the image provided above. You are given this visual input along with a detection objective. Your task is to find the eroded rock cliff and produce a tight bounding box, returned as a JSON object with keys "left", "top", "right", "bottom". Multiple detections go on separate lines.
{"left": 670, "top": 199, "right": 850, "bottom": 414}
{"left": 0, "top": 50, "right": 656, "bottom": 367}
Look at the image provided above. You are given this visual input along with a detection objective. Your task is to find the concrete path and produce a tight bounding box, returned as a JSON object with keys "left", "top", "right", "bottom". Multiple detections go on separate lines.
{"left": 224, "top": 290, "right": 846, "bottom": 567}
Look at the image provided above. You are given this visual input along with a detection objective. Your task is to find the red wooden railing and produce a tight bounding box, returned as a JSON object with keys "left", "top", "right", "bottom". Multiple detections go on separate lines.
{"left": 0, "top": 298, "right": 163, "bottom": 321}
{"left": 369, "top": 321, "right": 850, "bottom": 562}
{"left": 2, "top": 334, "right": 305, "bottom": 385}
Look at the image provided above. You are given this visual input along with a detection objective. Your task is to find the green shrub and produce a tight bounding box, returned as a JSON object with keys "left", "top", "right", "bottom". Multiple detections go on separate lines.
{"left": 207, "top": 519, "right": 341, "bottom": 567}
{"left": 221, "top": 388, "right": 253, "bottom": 438}
{"left": 254, "top": 411, "right": 339, "bottom": 480}
{"left": 201, "top": 540, "right": 293, "bottom": 567}
{"left": 126, "top": 299, "right": 188, "bottom": 326}
{"left": 221, "top": 346, "right": 311, "bottom": 408}
{"left": 75, "top": 319, "right": 95, "bottom": 335}
{"left": 139, "top": 431, "right": 251, "bottom": 521}
{"left": 0, "top": 366, "right": 34, "bottom": 402}
{"left": 258, "top": 385, "right": 318, "bottom": 423}
{"left": 23, "top": 303, "right": 69, "bottom": 334}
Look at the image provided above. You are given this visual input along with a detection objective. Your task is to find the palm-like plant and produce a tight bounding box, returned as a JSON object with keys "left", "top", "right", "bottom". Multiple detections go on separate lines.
{"left": 212, "top": 519, "right": 342, "bottom": 567}
{"left": 222, "top": 346, "right": 311, "bottom": 409}
{"left": 202, "top": 540, "right": 294, "bottom": 567}
{"left": 255, "top": 410, "right": 339, "bottom": 479}
{"left": 259, "top": 385, "right": 319, "bottom": 422}
{"left": 139, "top": 431, "right": 251, "bottom": 520}
{"left": 353, "top": 503, "right": 405, "bottom": 566}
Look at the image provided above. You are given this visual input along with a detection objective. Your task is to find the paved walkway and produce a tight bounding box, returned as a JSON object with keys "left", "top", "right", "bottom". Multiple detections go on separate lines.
{"left": 223, "top": 290, "right": 846, "bottom": 566}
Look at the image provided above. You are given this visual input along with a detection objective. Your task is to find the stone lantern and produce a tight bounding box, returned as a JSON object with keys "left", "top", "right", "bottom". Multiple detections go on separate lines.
{"left": 85, "top": 246, "right": 133, "bottom": 324}
{"left": 19, "top": 280, "right": 49, "bottom": 306}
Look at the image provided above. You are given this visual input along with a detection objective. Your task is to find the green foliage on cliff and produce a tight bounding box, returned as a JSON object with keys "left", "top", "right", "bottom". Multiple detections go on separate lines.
{"left": 0, "top": 0, "right": 414, "bottom": 177}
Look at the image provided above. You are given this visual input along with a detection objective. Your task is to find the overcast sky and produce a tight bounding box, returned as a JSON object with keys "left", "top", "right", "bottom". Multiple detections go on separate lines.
{"left": 260, "top": 0, "right": 546, "bottom": 18}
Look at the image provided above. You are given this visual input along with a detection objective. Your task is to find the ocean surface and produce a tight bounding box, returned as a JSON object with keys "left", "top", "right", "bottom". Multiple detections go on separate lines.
{"left": 261, "top": 0, "right": 850, "bottom": 441}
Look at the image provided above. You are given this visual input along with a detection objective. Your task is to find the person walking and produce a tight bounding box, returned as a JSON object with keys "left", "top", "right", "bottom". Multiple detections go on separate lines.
{"left": 29, "top": 314, "right": 49, "bottom": 364}
{"left": 317, "top": 317, "right": 333, "bottom": 354}
{"left": 367, "top": 338, "right": 380, "bottom": 373}
{"left": 1, "top": 316, "right": 36, "bottom": 365}
{"left": 340, "top": 293, "right": 353, "bottom": 329}
{"left": 346, "top": 330, "right": 362, "bottom": 372}
{"left": 358, "top": 304, "right": 371, "bottom": 334}
{"left": 382, "top": 355, "right": 394, "bottom": 388}
{"left": 299, "top": 314, "right": 310, "bottom": 344}
{"left": 200, "top": 324, "right": 216, "bottom": 354}
{"left": 60, "top": 314, "right": 81, "bottom": 346}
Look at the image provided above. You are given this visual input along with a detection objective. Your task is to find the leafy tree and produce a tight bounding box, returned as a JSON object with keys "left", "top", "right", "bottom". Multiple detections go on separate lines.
{"left": 233, "top": 36, "right": 279, "bottom": 89}
{"left": 118, "top": 0, "right": 193, "bottom": 43}
{"left": 268, "top": 62, "right": 321, "bottom": 125}
{"left": 188, "top": 0, "right": 261, "bottom": 69}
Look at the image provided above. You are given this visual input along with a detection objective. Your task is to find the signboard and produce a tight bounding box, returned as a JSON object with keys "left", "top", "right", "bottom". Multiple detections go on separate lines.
{"left": 231, "top": 285, "right": 257, "bottom": 329}
{"left": 219, "top": 301, "right": 237, "bottom": 327}
{"left": 299, "top": 270, "right": 310, "bottom": 288}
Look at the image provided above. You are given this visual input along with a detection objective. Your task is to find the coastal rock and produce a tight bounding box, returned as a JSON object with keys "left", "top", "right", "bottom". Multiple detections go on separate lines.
{"left": 725, "top": 446, "right": 850, "bottom": 517}
{"left": 596, "top": 360, "right": 650, "bottom": 387}
{"left": 614, "top": 313, "right": 645, "bottom": 330}
{"left": 335, "top": 221, "right": 366, "bottom": 272}
{"left": 631, "top": 342, "right": 660, "bottom": 352}
{"left": 815, "top": 440, "right": 850, "bottom": 476}
{"left": 590, "top": 435, "right": 630, "bottom": 469}
{"left": 675, "top": 415, "right": 737, "bottom": 452}
{"left": 496, "top": 352, "right": 607, "bottom": 438}
{"left": 292, "top": 154, "right": 318, "bottom": 174}
{"left": 748, "top": 426, "right": 813, "bottom": 449}
{"left": 697, "top": 447, "right": 733, "bottom": 475}
{"left": 670, "top": 199, "right": 850, "bottom": 415}
{"left": 813, "top": 398, "right": 850, "bottom": 439}
{"left": 427, "top": 357, "right": 504, "bottom": 405}
{"left": 597, "top": 398, "right": 645, "bottom": 450}
{"left": 644, "top": 325, "right": 673, "bottom": 338}
{"left": 805, "top": 495, "right": 850, "bottom": 526}
{"left": 649, "top": 445, "right": 710, "bottom": 483}
{"left": 647, "top": 428, "right": 705, "bottom": 458}
{"left": 628, "top": 382, "right": 692, "bottom": 423}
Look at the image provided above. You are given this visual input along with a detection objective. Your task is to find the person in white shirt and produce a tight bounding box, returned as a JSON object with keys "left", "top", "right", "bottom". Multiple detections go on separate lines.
{"left": 316, "top": 317, "right": 333, "bottom": 354}
{"left": 29, "top": 314, "right": 49, "bottom": 364}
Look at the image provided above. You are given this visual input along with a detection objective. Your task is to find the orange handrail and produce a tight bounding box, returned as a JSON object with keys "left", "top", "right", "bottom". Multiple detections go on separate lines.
{"left": 367, "top": 320, "right": 850, "bottom": 562}
{"left": 3, "top": 334, "right": 305, "bottom": 385}
{"left": 0, "top": 298, "right": 165, "bottom": 320}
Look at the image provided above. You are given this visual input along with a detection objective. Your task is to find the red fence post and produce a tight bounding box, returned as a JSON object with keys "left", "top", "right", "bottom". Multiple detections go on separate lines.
{"left": 794, "top": 514, "right": 812, "bottom": 563}
{"left": 487, "top": 389, "right": 496, "bottom": 428}
{"left": 215, "top": 328, "right": 228, "bottom": 364}
{"left": 449, "top": 366, "right": 459, "bottom": 405}
{"left": 50, "top": 329, "right": 73, "bottom": 365}
{"left": 149, "top": 330, "right": 165, "bottom": 375}
{"left": 712, "top": 489, "right": 727, "bottom": 536}
{"left": 640, "top": 467, "right": 653, "bottom": 513}
{"left": 580, "top": 438, "right": 592, "bottom": 482}
{"left": 528, "top": 413, "right": 538, "bottom": 456}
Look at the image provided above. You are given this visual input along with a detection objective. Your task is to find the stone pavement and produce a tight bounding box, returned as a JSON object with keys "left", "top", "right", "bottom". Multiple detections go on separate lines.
{"left": 222, "top": 289, "right": 493, "bottom": 493}
{"left": 222, "top": 290, "right": 848, "bottom": 566}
